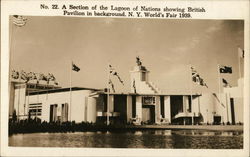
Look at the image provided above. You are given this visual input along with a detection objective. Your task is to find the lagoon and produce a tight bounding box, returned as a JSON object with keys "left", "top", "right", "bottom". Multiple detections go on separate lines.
{"left": 9, "top": 130, "right": 243, "bottom": 149}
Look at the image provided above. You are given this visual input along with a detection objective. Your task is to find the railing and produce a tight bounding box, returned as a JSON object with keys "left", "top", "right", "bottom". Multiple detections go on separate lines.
{"left": 148, "top": 82, "right": 162, "bottom": 93}
{"left": 145, "top": 82, "right": 158, "bottom": 93}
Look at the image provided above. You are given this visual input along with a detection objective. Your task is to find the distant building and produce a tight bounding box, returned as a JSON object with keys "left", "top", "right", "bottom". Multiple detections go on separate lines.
{"left": 9, "top": 81, "right": 61, "bottom": 120}
{"left": 9, "top": 61, "right": 243, "bottom": 125}
{"left": 27, "top": 87, "right": 99, "bottom": 122}
{"left": 223, "top": 78, "right": 244, "bottom": 124}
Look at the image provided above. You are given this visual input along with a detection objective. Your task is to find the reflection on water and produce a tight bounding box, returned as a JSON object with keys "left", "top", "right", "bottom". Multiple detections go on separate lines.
{"left": 9, "top": 130, "right": 243, "bottom": 149}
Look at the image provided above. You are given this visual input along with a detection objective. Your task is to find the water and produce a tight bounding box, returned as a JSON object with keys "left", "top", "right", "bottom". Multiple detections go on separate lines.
{"left": 9, "top": 130, "right": 243, "bottom": 149}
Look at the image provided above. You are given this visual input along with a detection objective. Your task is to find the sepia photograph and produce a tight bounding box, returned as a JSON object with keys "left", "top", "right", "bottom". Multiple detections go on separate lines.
{"left": 7, "top": 16, "right": 244, "bottom": 149}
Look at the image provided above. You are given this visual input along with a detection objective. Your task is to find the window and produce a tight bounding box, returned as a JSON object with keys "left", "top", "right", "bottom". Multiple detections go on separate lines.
{"left": 29, "top": 103, "right": 42, "bottom": 117}
{"left": 61, "top": 103, "right": 68, "bottom": 122}
{"left": 50, "top": 104, "right": 57, "bottom": 122}
{"left": 142, "top": 96, "right": 156, "bottom": 105}
{"left": 50, "top": 103, "right": 68, "bottom": 122}
{"left": 141, "top": 72, "right": 146, "bottom": 81}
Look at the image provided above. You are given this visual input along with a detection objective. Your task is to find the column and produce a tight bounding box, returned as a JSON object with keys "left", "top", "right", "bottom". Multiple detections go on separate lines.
{"left": 136, "top": 96, "right": 142, "bottom": 121}
{"left": 226, "top": 93, "right": 232, "bottom": 123}
{"left": 126, "top": 95, "right": 132, "bottom": 122}
{"left": 164, "top": 96, "right": 171, "bottom": 123}
{"left": 155, "top": 96, "right": 161, "bottom": 123}
{"left": 87, "top": 97, "right": 97, "bottom": 123}
{"left": 183, "top": 96, "right": 189, "bottom": 112}
{"left": 109, "top": 95, "right": 114, "bottom": 113}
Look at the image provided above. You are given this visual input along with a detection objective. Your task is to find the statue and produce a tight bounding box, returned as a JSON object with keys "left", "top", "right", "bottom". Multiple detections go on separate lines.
{"left": 136, "top": 56, "right": 142, "bottom": 66}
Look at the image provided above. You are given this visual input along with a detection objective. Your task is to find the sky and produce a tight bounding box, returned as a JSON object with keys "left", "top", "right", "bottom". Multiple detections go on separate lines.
{"left": 10, "top": 16, "right": 244, "bottom": 94}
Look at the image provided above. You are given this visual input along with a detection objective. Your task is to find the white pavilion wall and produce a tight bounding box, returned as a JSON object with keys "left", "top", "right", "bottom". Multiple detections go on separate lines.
{"left": 27, "top": 90, "right": 95, "bottom": 123}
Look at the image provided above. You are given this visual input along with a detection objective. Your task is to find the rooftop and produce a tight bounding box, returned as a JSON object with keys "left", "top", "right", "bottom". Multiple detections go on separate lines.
{"left": 28, "top": 87, "right": 101, "bottom": 95}
{"left": 92, "top": 91, "right": 202, "bottom": 96}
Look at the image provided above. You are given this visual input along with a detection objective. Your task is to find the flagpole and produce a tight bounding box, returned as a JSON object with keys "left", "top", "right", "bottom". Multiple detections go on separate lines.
{"left": 189, "top": 64, "right": 194, "bottom": 125}
{"left": 69, "top": 61, "right": 72, "bottom": 122}
{"left": 189, "top": 64, "right": 193, "bottom": 111}
{"left": 9, "top": 23, "right": 18, "bottom": 120}
{"left": 238, "top": 49, "right": 241, "bottom": 79}
{"left": 217, "top": 64, "right": 221, "bottom": 99}
{"left": 10, "top": 16, "right": 27, "bottom": 121}
{"left": 46, "top": 72, "right": 49, "bottom": 100}
{"left": 36, "top": 74, "right": 39, "bottom": 120}
{"left": 17, "top": 70, "right": 21, "bottom": 121}
{"left": 217, "top": 64, "right": 223, "bottom": 123}
{"left": 37, "top": 85, "right": 39, "bottom": 120}
{"left": 24, "top": 83, "right": 27, "bottom": 117}
{"left": 107, "top": 64, "right": 110, "bottom": 126}
{"left": 9, "top": 24, "right": 18, "bottom": 105}
{"left": 27, "top": 87, "right": 29, "bottom": 119}
{"left": 226, "top": 93, "right": 229, "bottom": 123}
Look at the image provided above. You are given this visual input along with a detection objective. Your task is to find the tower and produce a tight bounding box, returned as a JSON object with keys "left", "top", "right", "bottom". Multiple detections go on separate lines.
{"left": 130, "top": 57, "right": 161, "bottom": 94}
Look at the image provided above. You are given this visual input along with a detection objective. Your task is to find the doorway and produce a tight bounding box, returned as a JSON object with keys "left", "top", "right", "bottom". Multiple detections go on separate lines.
{"left": 142, "top": 105, "right": 155, "bottom": 124}
{"left": 213, "top": 116, "right": 221, "bottom": 125}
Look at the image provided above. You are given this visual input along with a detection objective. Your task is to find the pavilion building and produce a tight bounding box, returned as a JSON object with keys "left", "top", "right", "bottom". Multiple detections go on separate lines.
{"left": 9, "top": 60, "right": 243, "bottom": 125}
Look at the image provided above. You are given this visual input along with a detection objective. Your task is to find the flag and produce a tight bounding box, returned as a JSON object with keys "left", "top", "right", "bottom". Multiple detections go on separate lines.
{"left": 219, "top": 66, "right": 232, "bottom": 73}
{"left": 133, "top": 79, "right": 136, "bottom": 93}
{"left": 12, "top": 15, "right": 27, "bottom": 27}
{"left": 20, "top": 71, "right": 27, "bottom": 81}
{"left": 199, "top": 78, "right": 208, "bottom": 88}
{"left": 191, "top": 66, "right": 199, "bottom": 83}
{"left": 109, "top": 65, "right": 124, "bottom": 85}
{"left": 72, "top": 63, "right": 80, "bottom": 72}
{"left": 109, "top": 79, "right": 115, "bottom": 93}
{"left": 11, "top": 70, "right": 19, "bottom": 79}
{"left": 191, "top": 66, "right": 208, "bottom": 88}
{"left": 238, "top": 47, "right": 244, "bottom": 58}
{"left": 193, "top": 76, "right": 200, "bottom": 83}
{"left": 222, "top": 78, "right": 231, "bottom": 87}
